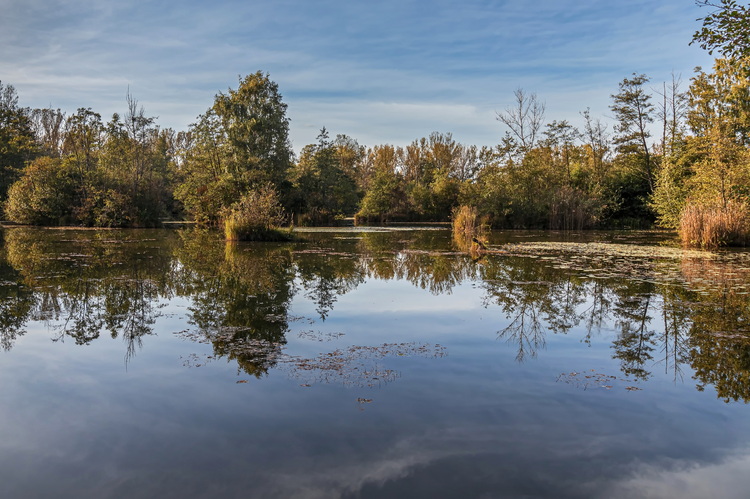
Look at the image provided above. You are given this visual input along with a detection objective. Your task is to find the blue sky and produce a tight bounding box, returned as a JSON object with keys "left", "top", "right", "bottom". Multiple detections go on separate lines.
{"left": 1, "top": 0, "right": 716, "bottom": 152}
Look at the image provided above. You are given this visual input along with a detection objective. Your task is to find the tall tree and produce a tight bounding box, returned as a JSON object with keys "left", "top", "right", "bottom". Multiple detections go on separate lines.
{"left": 356, "top": 145, "right": 405, "bottom": 223}
{"left": 580, "top": 108, "right": 611, "bottom": 187}
{"left": 655, "top": 73, "right": 689, "bottom": 158}
{"left": 496, "top": 88, "right": 546, "bottom": 155}
{"left": 174, "top": 110, "right": 229, "bottom": 222}
{"left": 30, "top": 107, "right": 66, "bottom": 158}
{"left": 176, "top": 72, "right": 293, "bottom": 223}
{"left": 543, "top": 120, "right": 580, "bottom": 182}
{"left": 686, "top": 56, "right": 750, "bottom": 205}
{"left": 610, "top": 74, "right": 656, "bottom": 192}
{"left": 332, "top": 134, "right": 365, "bottom": 189}
{"left": 212, "top": 71, "right": 292, "bottom": 191}
{"left": 0, "top": 81, "right": 36, "bottom": 203}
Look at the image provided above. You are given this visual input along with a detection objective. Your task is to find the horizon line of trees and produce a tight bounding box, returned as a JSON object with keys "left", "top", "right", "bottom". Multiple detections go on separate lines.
{"left": 1, "top": 1, "right": 748, "bottom": 242}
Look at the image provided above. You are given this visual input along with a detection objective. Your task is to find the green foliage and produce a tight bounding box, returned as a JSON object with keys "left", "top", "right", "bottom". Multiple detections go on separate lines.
{"left": 650, "top": 145, "right": 696, "bottom": 228}
{"left": 610, "top": 74, "right": 655, "bottom": 193}
{"left": 692, "top": 0, "right": 750, "bottom": 60}
{"left": 212, "top": 71, "right": 292, "bottom": 189}
{"left": 2, "top": 85, "right": 175, "bottom": 228}
{"left": 288, "top": 128, "right": 359, "bottom": 225}
{"left": 3, "top": 44, "right": 750, "bottom": 235}
{"left": 176, "top": 72, "right": 293, "bottom": 225}
{"left": 96, "top": 97, "right": 173, "bottom": 227}
{"left": 173, "top": 111, "right": 233, "bottom": 223}
{"left": 355, "top": 168, "right": 404, "bottom": 224}
{"left": 401, "top": 132, "right": 465, "bottom": 220}
{"left": 4, "top": 157, "right": 76, "bottom": 225}
{"left": 333, "top": 134, "right": 366, "bottom": 190}
{"left": 93, "top": 189, "right": 134, "bottom": 228}
{"left": 354, "top": 145, "right": 406, "bottom": 223}
{"left": 654, "top": 57, "right": 750, "bottom": 231}
{"left": 0, "top": 81, "right": 37, "bottom": 203}
{"left": 689, "top": 57, "right": 750, "bottom": 145}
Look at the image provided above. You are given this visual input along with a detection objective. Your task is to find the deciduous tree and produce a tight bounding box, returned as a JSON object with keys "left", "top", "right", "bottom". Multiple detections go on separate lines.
{"left": 0, "top": 81, "right": 37, "bottom": 203}
{"left": 692, "top": 0, "right": 750, "bottom": 60}
{"left": 212, "top": 71, "right": 292, "bottom": 190}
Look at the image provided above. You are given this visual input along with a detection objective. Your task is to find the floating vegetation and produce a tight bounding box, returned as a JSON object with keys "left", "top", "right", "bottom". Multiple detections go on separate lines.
{"left": 556, "top": 369, "right": 642, "bottom": 392}
{"left": 297, "top": 330, "right": 345, "bottom": 342}
{"left": 292, "top": 249, "right": 354, "bottom": 257}
{"left": 176, "top": 327, "right": 447, "bottom": 388}
{"left": 286, "top": 343, "right": 447, "bottom": 387}
{"left": 480, "top": 241, "right": 750, "bottom": 295}
{"left": 181, "top": 353, "right": 212, "bottom": 368}
{"left": 498, "top": 242, "right": 713, "bottom": 260}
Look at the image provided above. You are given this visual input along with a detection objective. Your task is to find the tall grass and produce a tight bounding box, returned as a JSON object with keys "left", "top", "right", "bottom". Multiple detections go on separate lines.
{"left": 679, "top": 200, "right": 750, "bottom": 249}
{"left": 452, "top": 205, "right": 488, "bottom": 253}
{"left": 223, "top": 186, "right": 289, "bottom": 241}
{"left": 548, "top": 186, "right": 599, "bottom": 230}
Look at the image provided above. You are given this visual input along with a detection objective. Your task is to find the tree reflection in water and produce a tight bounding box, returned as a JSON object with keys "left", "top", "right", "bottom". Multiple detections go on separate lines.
{"left": 474, "top": 240, "right": 750, "bottom": 400}
{"left": 2, "top": 228, "right": 175, "bottom": 363}
{"left": 173, "top": 229, "right": 296, "bottom": 376}
{"left": 1, "top": 227, "right": 750, "bottom": 401}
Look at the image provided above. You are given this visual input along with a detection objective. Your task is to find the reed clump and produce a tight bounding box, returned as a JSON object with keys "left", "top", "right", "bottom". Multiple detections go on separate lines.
{"left": 679, "top": 200, "right": 750, "bottom": 249}
{"left": 223, "top": 186, "right": 290, "bottom": 241}
{"left": 452, "top": 205, "right": 489, "bottom": 253}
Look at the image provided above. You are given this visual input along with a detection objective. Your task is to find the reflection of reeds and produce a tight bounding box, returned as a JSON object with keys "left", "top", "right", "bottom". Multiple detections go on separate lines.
{"left": 679, "top": 201, "right": 750, "bottom": 249}
{"left": 680, "top": 255, "right": 750, "bottom": 296}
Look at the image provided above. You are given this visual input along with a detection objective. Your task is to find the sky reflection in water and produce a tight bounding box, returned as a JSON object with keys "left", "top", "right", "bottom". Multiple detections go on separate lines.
{"left": 0, "top": 227, "right": 749, "bottom": 498}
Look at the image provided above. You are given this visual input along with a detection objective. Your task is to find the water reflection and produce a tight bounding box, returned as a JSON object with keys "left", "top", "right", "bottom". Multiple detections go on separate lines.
{"left": 2, "top": 228, "right": 176, "bottom": 361}
{"left": 174, "top": 229, "right": 295, "bottom": 376}
{"left": 1, "top": 227, "right": 750, "bottom": 401}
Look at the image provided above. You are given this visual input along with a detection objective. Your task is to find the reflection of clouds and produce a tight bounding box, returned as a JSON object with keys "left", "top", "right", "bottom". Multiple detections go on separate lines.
{"left": 214, "top": 420, "right": 750, "bottom": 499}
{"left": 256, "top": 429, "right": 484, "bottom": 499}
{"left": 599, "top": 451, "right": 750, "bottom": 499}
{"left": 261, "top": 446, "right": 750, "bottom": 499}
{"left": 266, "top": 450, "right": 446, "bottom": 498}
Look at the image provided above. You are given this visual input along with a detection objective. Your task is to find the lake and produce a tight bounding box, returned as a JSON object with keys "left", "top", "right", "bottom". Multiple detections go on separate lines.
{"left": 0, "top": 226, "right": 749, "bottom": 498}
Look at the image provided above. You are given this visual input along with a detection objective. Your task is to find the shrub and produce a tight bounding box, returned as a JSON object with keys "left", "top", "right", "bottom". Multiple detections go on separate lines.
{"left": 223, "top": 185, "right": 288, "bottom": 241}
{"left": 4, "top": 157, "right": 77, "bottom": 225}
{"left": 94, "top": 189, "right": 134, "bottom": 228}
{"left": 679, "top": 200, "right": 750, "bottom": 249}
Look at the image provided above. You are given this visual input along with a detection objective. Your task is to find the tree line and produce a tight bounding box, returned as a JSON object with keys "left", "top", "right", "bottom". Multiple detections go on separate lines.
{"left": 0, "top": 1, "right": 748, "bottom": 244}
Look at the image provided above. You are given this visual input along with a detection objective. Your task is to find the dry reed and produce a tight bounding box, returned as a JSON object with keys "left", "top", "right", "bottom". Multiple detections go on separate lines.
{"left": 451, "top": 205, "right": 488, "bottom": 253}
{"left": 679, "top": 200, "right": 750, "bottom": 249}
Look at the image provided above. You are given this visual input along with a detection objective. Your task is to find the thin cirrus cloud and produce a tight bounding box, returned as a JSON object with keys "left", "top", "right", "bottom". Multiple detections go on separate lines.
{"left": 1, "top": 0, "right": 715, "bottom": 151}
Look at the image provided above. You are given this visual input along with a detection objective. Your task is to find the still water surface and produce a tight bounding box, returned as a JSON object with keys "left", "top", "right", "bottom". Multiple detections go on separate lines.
{"left": 1, "top": 227, "right": 749, "bottom": 498}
